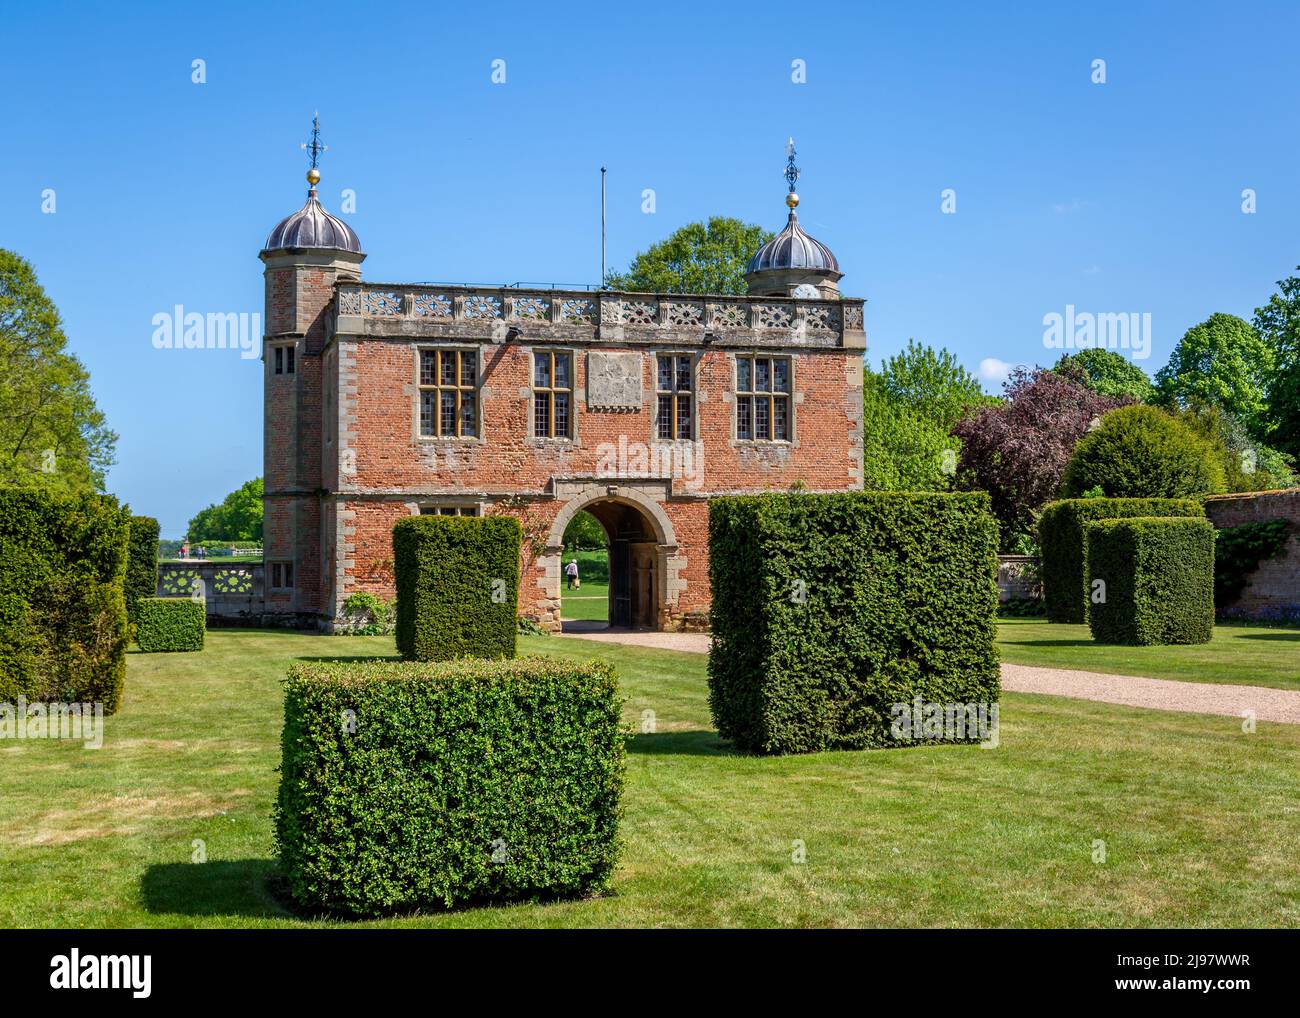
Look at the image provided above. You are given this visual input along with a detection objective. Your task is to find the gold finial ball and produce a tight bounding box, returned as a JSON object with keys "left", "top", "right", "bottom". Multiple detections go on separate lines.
{"left": 786, "top": 192, "right": 800, "bottom": 208}
{"left": 306, "top": 167, "right": 321, "bottom": 186}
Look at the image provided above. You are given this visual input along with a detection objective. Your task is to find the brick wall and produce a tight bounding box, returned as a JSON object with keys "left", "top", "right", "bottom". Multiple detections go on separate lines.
{"left": 1205, "top": 489, "right": 1300, "bottom": 621}
{"left": 320, "top": 339, "right": 860, "bottom": 629}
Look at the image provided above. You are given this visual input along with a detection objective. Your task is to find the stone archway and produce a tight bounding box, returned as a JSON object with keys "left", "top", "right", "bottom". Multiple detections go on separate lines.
{"left": 540, "top": 483, "right": 686, "bottom": 631}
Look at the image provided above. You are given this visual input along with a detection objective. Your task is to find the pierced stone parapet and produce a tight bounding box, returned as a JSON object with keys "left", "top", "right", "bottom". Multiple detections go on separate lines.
{"left": 334, "top": 283, "right": 865, "bottom": 350}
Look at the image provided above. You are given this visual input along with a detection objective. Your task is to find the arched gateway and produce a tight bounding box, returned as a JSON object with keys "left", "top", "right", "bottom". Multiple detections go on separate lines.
{"left": 539, "top": 484, "right": 684, "bottom": 631}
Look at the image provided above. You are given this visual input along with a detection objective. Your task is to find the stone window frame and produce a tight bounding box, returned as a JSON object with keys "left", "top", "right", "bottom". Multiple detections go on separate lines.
{"left": 732, "top": 352, "right": 796, "bottom": 444}
{"left": 415, "top": 502, "right": 483, "bottom": 517}
{"left": 530, "top": 348, "right": 576, "bottom": 441}
{"left": 271, "top": 341, "right": 297, "bottom": 376}
{"left": 414, "top": 344, "right": 482, "bottom": 442}
{"left": 269, "top": 560, "right": 295, "bottom": 590}
{"left": 652, "top": 350, "right": 697, "bottom": 443}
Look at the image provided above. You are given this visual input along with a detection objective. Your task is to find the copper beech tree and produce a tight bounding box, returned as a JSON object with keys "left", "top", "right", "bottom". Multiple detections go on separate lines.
{"left": 951, "top": 364, "right": 1125, "bottom": 549}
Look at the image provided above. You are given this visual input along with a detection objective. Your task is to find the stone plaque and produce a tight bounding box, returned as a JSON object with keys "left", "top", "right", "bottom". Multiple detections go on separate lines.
{"left": 586, "top": 352, "right": 642, "bottom": 411}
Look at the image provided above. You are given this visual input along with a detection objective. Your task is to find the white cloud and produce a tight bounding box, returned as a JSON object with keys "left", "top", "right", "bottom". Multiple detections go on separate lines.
{"left": 978, "top": 357, "right": 1013, "bottom": 385}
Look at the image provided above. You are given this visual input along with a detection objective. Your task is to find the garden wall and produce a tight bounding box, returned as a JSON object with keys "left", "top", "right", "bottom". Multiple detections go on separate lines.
{"left": 1204, "top": 489, "right": 1300, "bottom": 621}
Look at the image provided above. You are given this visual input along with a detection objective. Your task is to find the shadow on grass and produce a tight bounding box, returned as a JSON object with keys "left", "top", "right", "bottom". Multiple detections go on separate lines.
{"left": 141, "top": 859, "right": 290, "bottom": 919}
{"left": 999, "top": 639, "right": 1096, "bottom": 648}
{"left": 1236, "top": 632, "right": 1300, "bottom": 642}
{"left": 627, "top": 729, "right": 738, "bottom": 757}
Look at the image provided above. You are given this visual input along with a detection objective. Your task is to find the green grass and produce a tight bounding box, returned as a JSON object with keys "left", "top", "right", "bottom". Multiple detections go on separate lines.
{"left": 561, "top": 548, "right": 609, "bottom": 621}
{"left": 998, "top": 617, "right": 1300, "bottom": 690}
{"left": 561, "top": 583, "right": 609, "bottom": 621}
{"left": 1, "top": 628, "right": 1298, "bottom": 927}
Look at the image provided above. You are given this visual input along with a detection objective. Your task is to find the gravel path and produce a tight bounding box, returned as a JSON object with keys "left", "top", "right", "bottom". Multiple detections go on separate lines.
{"left": 556, "top": 624, "right": 1300, "bottom": 724}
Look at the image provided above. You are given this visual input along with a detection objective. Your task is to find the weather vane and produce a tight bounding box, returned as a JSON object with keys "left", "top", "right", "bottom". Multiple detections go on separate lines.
{"left": 784, "top": 137, "right": 800, "bottom": 194}
{"left": 301, "top": 113, "right": 327, "bottom": 184}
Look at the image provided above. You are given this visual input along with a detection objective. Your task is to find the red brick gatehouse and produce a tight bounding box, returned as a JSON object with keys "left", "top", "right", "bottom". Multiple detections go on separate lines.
{"left": 260, "top": 147, "right": 865, "bottom": 631}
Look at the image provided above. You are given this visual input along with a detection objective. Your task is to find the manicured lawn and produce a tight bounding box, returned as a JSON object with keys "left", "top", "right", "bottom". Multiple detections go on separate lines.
{"left": 1, "top": 628, "right": 1298, "bottom": 927}
{"left": 561, "top": 585, "right": 609, "bottom": 621}
{"left": 998, "top": 617, "right": 1300, "bottom": 690}
{"left": 561, "top": 548, "right": 609, "bottom": 621}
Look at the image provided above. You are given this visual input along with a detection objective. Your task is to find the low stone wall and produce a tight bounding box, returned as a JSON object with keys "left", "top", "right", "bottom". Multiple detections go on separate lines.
{"left": 997, "top": 555, "right": 1041, "bottom": 602}
{"left": 1204, "top": 489, "right": 1300, "bottom": 621}
{"left": 156, "top": 560, "right": 265, "bottom": 627}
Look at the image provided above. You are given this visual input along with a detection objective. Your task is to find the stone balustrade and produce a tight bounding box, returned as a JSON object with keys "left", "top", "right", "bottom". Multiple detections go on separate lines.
{"left": 156, "top": 561, "right": 263, "bottom": 624}
{"left": 334, "top": 283, "right": 866, "bottom": 350}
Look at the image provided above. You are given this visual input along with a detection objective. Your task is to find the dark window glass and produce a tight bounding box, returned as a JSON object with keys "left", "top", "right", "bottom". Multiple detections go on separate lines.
{"left": 657, "top": 355, "right": 673, "bottom": 391}
{"left": 755, "top": 358, "right": 771, "bottom": 393}
{"left": 534, "top": 394, "right": 551, "bottom": 438}
{"left": 736, "top": 357, "right": 750, "bottom": 392}
{"left": 737, "top": 395, "right": 753, "bottom": 439}
{"left": 440, "top": 391, "right": 456, "bottom": 435}
{"left": 274, "top": 347, "right": 283, "bottom": 374}
{"left": 420, "top": 392, "right": 436, "bottom": 436}
{"left": 676, "top": 394, "right": 692, "bottom": 438}
{"left": 419, "top": 349, "right": 478, "bottom": 437}
{"left": 755, "top": 397, "right": 770, "bottom": 440}
{"left": 676, "top": 356, "right": 691, "bottom": 391}
{"left": 657, "top": 395, "right": 673, "bottom": 440}
{"left": 286, "top": 346, "right": 295, "bottom": 374}
{"left": 555, "top": 392, "right": 570, "bottom": 438}
{"left": 460, "top": 392, "right": 477, "bottom": 438}
{"left": 774, "top": 396, "right": 789, "bottom": 440}
{"left": 773, "top": 358, "right": 788, "bottom": 393}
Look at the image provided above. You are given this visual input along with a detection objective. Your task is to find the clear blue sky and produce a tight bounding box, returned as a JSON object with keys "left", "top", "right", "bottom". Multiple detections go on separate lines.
{"left": 3, "top": 0, "right": 1298, "bottom": 536}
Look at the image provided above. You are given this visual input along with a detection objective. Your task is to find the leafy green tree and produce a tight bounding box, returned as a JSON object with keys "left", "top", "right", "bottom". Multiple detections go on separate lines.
{"left": 1154, "top": 313, "right": 1274, "bottom": 438}
{"left": 0, "top": 249, "right": 117, "bottom": 491}
{"left": 186, "top": 478, "right": 264, "bottom": 542}
{"left": 1061, "top": 405, "right": 1225, "bottom": 498}
{"left": 1055, "top": 349, "right": 1154, "bottom": 403}
{"left": 562, "top": 510, "right": 607, "bottom": 551}
{"left": 1252, "top": 268, "right": 1300, "bottom": 458}
{"left": 877, "top": 339, "right": 991, "bottom": 430}
{"left": 604, "top": 217, "right": 772, "bottom": 295}
{"left": 861, "top": 369, "right": 957, "bottom": 491}
{"left": 1178, "top": 402, "right": 1295, "bottom": 493}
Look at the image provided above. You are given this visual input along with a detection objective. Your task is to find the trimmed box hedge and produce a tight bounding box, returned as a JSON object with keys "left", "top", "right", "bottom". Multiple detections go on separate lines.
{"left": 393, "top": 514, "right": 520, "bottom": 661}
{"left": 1086, "top": 516, "right": 1215, "bottom": 645}
{"left": 0, "top": 489, "right": 130, "bottom": 712}
{"left": 135, "top": 597, "right": 205, "bottom": 652}
{"left": 125, "top": 515, "right": 160, "bottom": 626}
{"left": 275, "top": 656, "right": 625, "bottom": 917}
{"left": 1038, "top": 498, "right": 1204, "bottom": 623}
{"left": 708, "top": 491, "right": 1001, "bottom": 755}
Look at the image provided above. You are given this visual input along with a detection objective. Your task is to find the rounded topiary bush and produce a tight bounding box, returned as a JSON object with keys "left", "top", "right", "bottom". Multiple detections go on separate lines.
{"left": 1061, "top": 404, "right": 1225, "bottom": 499}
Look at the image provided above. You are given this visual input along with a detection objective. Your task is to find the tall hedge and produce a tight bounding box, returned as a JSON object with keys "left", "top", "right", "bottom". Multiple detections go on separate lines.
{"left": 1038, "top": 498, "right": 1204, "bottom": 623}
{"left": 275, "top": 656, "right": 625, "bottom": 917}
{"left": 0, "top": 489, "right": 130, "bottom": 712}
{"left": 1087, "top": 517, "right": 1215, "bottom": 645}
{"left": 393, "top": 514, "right": 520, "bottom": 661}
{"left": 708, "top": 491, "right": 1000, "bottom": 755}
{"left": 125, "top": 515, "right": 160, "bottom": 625}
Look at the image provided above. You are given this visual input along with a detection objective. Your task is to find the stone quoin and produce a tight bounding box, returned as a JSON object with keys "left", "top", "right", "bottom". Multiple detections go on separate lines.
{"left": 260, "top": 126, "right": 866, "bottom": 631}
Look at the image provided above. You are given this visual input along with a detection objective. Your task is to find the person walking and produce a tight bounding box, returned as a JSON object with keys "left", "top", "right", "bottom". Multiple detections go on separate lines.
{"left": 565, "top": 557, "right": 580, "bottom": 590}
